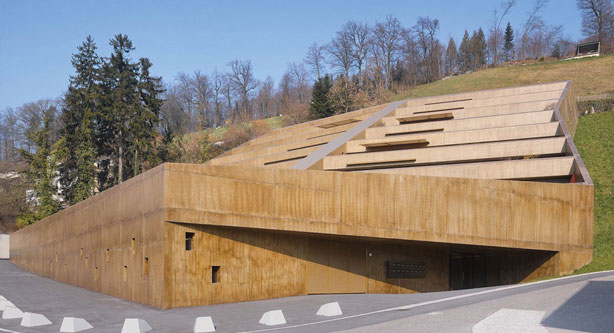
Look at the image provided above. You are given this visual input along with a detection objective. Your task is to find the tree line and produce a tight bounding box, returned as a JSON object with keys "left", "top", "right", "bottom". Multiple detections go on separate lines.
{"left": 1, "top": 0, "right": 613, "bottom": 227}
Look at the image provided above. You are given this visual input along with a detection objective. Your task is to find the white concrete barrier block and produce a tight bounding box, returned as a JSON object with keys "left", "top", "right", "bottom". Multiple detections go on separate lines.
{"left": 316, "top": 301, "right": 343, "bottom": 317}
{"left": 2, "top": 305, "right": 24, "bottom": 319}
{"left": 193, "top": 316, "right": 216, "bottom": 332}
{"left": 0, "top": 234, "right": 9, "bottom": 259}
{"left": 20, "top": 312, "right": 52, "bottom": 327}
{"left": 0, "top": 295, "right": 6, "bottom": 301}
{"left": 0, "top": 299, "right": 15, "bottom": 311}
{"left": 60, "top": 317, "right": 94, "bottom": 332}
{"left": 259, "top": 310, "right": 286, "bottom": 326}
{"left": 121, "top": 318, "right": 152, "bottom": 333}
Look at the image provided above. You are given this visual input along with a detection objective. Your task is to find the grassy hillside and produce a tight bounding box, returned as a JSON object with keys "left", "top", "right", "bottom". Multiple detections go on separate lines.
{"left": 573, "top": 112, "right": 614, "bottom": 273}
{"left": 392, "top": 55, "right": 614, "bottom": 100}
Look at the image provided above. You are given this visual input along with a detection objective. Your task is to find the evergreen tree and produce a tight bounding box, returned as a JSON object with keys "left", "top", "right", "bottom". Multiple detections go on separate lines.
{"left": 471, "top": 28, "right": 488, "bottom": 70}
{"left": 58, "top": 36, "right": 100, "bottom": 204}
{"left": 131, "top": 57, "right": 164, "bottom": 176}
{"left": 99, "top": 34, "right": 140, "bottom": 188}
{"left": 551, "top": 43, "right": 561, "bottom": 59}
{"left": 445, "top": 37, "right": 458, "bottom": 76}
{"left": 309, "top": 75, "right": 334, "bottom": 119}
{"left": 98, "top": 34, "right": 164, "bottom": 188}
{"left": 18, "top": 114, "right": 62, "bottom": 227}
{"left": 503, "top": 22, "right": 514, "bottom": 61}
{"left": 458, "top": 30, "right": 472, "bottom": 73}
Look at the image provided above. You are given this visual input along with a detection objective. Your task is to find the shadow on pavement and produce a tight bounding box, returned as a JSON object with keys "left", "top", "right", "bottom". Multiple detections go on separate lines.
{"left": 542, "top": 280, "right": 614, "bottom": 332}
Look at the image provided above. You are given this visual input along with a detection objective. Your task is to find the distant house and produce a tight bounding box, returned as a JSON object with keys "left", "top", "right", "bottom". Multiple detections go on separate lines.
{"left": 576, "top": 41, "right": 600, "bottom": 57}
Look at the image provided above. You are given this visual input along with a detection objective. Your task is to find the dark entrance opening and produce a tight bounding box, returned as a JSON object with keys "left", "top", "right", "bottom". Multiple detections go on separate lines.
{"left": 449, "top": 252, "right": 500, "bottom": 290}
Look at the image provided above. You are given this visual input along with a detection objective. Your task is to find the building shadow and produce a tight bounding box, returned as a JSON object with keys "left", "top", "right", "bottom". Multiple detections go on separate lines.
{"left": 541, "top": 280, "right": 614, "bottom": 332}
{"left": 178, "top": 222, "right": 555, "bottom": 294}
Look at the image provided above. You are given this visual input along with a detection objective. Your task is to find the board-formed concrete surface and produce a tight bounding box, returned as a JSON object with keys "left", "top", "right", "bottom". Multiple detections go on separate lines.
{"left": 0, "top": 234, "right": 8, "bottom": 259}
{"left": 1, "top": 261, "right": 613, "bottom": 332}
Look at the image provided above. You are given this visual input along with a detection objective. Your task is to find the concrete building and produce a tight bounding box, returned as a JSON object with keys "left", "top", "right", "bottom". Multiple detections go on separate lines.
{"left": 9, "top": 81, "right": 593, "bottom": 309}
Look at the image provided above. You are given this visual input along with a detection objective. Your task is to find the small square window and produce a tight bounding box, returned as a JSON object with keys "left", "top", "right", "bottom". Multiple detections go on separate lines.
{"left": 212, "top": 266, "right": 220, "bottom": 283}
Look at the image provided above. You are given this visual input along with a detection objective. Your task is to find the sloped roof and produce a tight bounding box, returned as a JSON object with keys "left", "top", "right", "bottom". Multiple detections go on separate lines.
{"left": 212, "top": 81, "right": 590, "bottom": 184}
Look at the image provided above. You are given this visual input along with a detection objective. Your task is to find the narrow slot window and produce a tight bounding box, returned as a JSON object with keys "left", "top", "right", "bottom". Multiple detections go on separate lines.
{"left": 131, "top": 237, "right": 136, "bottom": 255}
{"left": 80, "top": 248, "right": 83, "bottom": 260}
{"left": 144, "top": 257, "right": 149, "bottom": 275}
{"left": 123, "top": 265, "right": 128, "bottom": 282}
{"left": 105, "top": 249, "right": 110, "bottom": 263}
{"left": 186, "top": 232, "right": 195, "bottom": 251}
{"left": 85, "top": 257, "right": 88, "bottom": 269}
{"left": 95, "top": 267, "right": 99, "bottom": 281}
{"left": 212, "top": 266, "right": 220, "bottom": 283}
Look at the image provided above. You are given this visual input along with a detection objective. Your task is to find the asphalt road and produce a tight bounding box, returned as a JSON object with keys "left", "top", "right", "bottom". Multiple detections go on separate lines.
{"left": 0, "top": 260, "right": 612, "bottom": 332}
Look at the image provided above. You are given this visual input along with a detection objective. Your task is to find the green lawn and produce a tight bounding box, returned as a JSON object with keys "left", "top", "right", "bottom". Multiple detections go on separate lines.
{"left": 391, "top": 55, "right": 614, "bottom": 101}
{"left": 573, "top": 111, "right": 614, "bottom": 273}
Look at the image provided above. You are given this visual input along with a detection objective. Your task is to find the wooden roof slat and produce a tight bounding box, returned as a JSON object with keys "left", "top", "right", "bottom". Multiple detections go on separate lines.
{"left": 397, "top": 112, "right": 454, "bottom": 123}
{"left": 317, "top": 118, "right": 360, "bottom": 129}
{"left": 360, "top": 138, "right": 429, "bottom": 148}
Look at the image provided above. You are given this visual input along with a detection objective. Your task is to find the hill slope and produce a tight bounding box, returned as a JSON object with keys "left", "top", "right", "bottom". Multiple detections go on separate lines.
{"left": 574, "top": 111, "right": 614, "bottom": 273}
{"left": 393, "top": 55, "right": 614, "bottom": 100}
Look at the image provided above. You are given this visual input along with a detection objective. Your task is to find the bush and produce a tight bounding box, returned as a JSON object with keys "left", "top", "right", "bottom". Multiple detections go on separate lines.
{"left": 222, "top": 120, "right": 271, "bottom": 150}
{"left": 577, "top": 98, "right": 614, "bottom": 115}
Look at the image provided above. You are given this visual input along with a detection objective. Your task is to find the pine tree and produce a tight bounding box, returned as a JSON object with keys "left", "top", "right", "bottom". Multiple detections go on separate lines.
{"left": 471, "top": 28, "right": 488, "bottom": 70}
{"left": 445, "top": 37, "right": 458, "bottom": 76}
{"left": 503, "top": 22, "right": 514, "bottom": 62}
{"left": 18, "top": 113, "right": 62, "bottom": 227}
{"left": 309, "top": 75, "right": 334, "bottom": 119}
{"left": 99, "top": 34, "right": 140, "bottom": 188}
{"left": 58, "top": 36, "right": 100, "bottom": 204}
{"left": 98, "top": 34, "right": 164, "bottom": 187}
{"left": 458, "top": 30, "right": 472, "bottom": 73}
{"left": 131, "top": 57, "right": 164, "bottom": 176}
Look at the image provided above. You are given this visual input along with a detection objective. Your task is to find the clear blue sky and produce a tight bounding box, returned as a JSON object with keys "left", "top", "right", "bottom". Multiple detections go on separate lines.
{"left": 0, "top": 0, "right": 583, "bottom": 110}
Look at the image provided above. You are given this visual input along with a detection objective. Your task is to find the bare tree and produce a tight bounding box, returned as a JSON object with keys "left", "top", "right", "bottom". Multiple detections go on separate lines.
{"left": 193, "top": 71, "right": 212, "bottom": 129}
{"left": 160, "top": 82, "right": 187, "bottom": 134}
{"left": 211, "top": 69, "right": 224, "bottom": 127}
{"left": 0, "top": 108, "right": 21, "bottom": 161}
{"left": 227, "top": 59, "right": 259, "bottom": 121}
{"left": 175, "top": 72, "right": 197, "bottom": 130}
{"left": 304, "top": 43, "right": 326, "bottom": 79}
{"left": 577, "top": 0, "right": 614, "bottom": 53}
{"left": 221, "top": 73, "right": 234, "bottom": 123}
{"left": 413, "top": 17, "right": 441, "bottom": 83}
{"left": 543, "top": 24, "right": 563, "bottom": 57}
{"left": 344, "top": 21, "right": 370, "bottom": 85}
{"left": 520, "top": 0, "right": 547, "bottom": 60}
{"left": 490, "top": 0, "right": 516, "bottom": 65}
{"left": 287, "top": 62, "right": 311, "bottom": 104}
{"left": 372, "top": 15, "right": 403, "bottom": 90}
{"left": 327, "top": 29, "right": 355, "bottom": 78}
{"left": 255, "top": 76, "right": 275, "bottom": 119}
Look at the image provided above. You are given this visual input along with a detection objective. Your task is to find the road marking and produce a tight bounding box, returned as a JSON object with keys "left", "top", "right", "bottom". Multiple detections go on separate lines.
{"left": 425, "top": 311, "right": 444, "bottom": 315}
{"left": 0, "top": 328, "right": 22, "bottom": 333}
{"left": 472, "top": 308, "right": 547, "bottom": 332}
{"left": 238, "top": 270, "right": 614, "bottom": 333}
